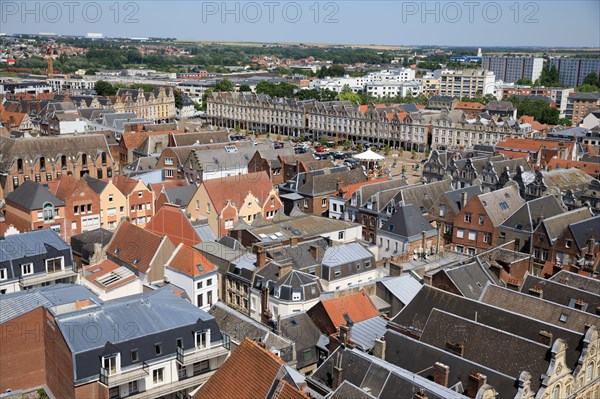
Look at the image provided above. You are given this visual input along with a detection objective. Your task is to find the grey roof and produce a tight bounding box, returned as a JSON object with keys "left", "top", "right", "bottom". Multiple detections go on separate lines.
{"left": 209, "top": 302, "right": 295, "bottom": 362}
{"left": 379, "top": 275, "right": 423, "bottom": 306}
{"left": 328, "top": 381, "right": 376, "bottom": 399}
{"left": 350, "top": 316, "right": 388, "bottom": 352}
{"left": 478, "top": 185, "right": 525, "bottom": 226}
{"left": 322, "top": 243, "right": 373, "bottom": 267}
{"left": 70, "top": 228, "right": 113, "bottom": 260}
{"left": 164, "top": 184, "right": 196, "bottom": 206}
{"left": 550, "top": 270, "right": 600, "bottom": 295}
{"left": 442, "top": 261, "right": 499, "bottom": 300}
{"left": 310, "top": 346, "right": 470, "bottom": 399}
{"left": 520, "top": 274, "right": 600, "bottom": 315}
{"left": 0, "top": 229, "right": 69, "bottom": 261}
{"left": 442, "top": 185, "right": 483, "bottom": 214}
{"left": 0, "top": 284, "right": 101, "bottom": 323}
{"left": 538, "top": 207, "right": 593, "bottom": 245}
{"left": 82, "top": 175, "right": 108, "bottom": 195}
{"left": 394, "top": 180, "right": 452, "bottom": 212}
{"left": 500, "top": 195, "right": 565, "bottom": 233}
{"left": 568, "top": 215, "right": 600, "bottom": 251}
{"left": 5, "top": 181, "right": 64, "bottom": 210}
{"left": 193, "top": 222, "right": 217, "bottom": 243}
{"left": 379, "top": 204, "right": 436, "bottom": 239}
{"left": 280, "top": 312, "right": 324, "bottom": 369}
{"left": 283, "top": 166, "right": 367, "bottom": 197}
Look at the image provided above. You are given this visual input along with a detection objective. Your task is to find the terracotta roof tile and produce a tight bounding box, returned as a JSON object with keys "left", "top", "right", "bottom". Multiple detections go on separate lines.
{"left": 112, "top": 175, "right": 141, "bottom": 196}
{"left": 547, "top": 159, "right": 600, "bottom": 177}
{"left": 339, "top": 177, "right": 390, "bottom": 200}
{"left": 84, "top": 259, "right": 138, "bottom": 291}
{"left": 455, "top": 101, "right": 485, "bottom": 110}
{"left": 166, "top": 243, "right": 217, "bottom": 277}
{"left": 145, "top": 205, "right": 201, "bottom": 247}
{"left": 496, "top": 137, "right": 565, "bottom": 153}
{"left": 107, "top": 221, "right": 165, "bottom": 273}
{"left": 120, "top": 130, "right": 184, "bottom": 149}
{"left": 203, "top": 171, "right": 275, "bottom": 214}
{"left": 194, "top": 338, "right": 307, "bottom": 399}
{"left": 321, "top": 291, "right": 380, "bottom": 329}
{"left": 149, "top": 180, "right": 189, "bottom": 192}
{"left": 498, "top": 150, "right": 530, "bottom": 160}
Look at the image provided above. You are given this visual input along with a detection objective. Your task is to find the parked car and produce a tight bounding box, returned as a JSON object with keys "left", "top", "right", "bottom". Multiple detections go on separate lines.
{"left": 294, "top": 147, "right": 307, "bottom": 154}
{"left": 273, "top": 142, "right": 284, "bottom": 149}
{"left": 314, "top": 146, "right": 325, "bottom": 153}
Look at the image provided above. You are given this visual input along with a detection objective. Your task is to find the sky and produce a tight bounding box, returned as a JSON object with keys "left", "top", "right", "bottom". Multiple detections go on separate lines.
{"left": 1, "top": 0, "right": 599, "bottom": 47}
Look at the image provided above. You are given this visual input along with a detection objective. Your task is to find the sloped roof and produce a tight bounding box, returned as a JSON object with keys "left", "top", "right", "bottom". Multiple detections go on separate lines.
{"left": 550, "top": 270, "right": 600, "bottom": 295}
{"left": 316, "top": 291, "right": 379, "bottom": 330}
{"left": 477, "top": 185, "right": 525, "bottom": 226}
{"left": 539, "top": 207, "right": 593, "bottom": 244}
{"left": 568, "top": 215, "right": 600, "bottom": 251}
{"left": 6, "top": 181, "right": 64, "bottom": 210}
{"left": 193, "top": 338, "right": 307, "bottom": 399}
{"left": 107, "top": 221, "right": 165, "bottom": 273}
{"left": 163, "top": 184, "right": 196, "bottom": 206}
{"left": 500, "top": 195, "right": 565, "bottom": 233}
{"left": 111, "top": 175, "right": 142, "bottom": 196}
{"left": 166, "top": 243, "right": 217, "bottom": 277}
{"left": 203, "top": 171, "right": 275, "bottom": 214}
{"left": 520, "top": 274, "right": 600, "bottom": 315}
{"left": 337, "top": 177, "right": 390, "bottom": 200}
{"left": 321, "top": 242, "right": 373, "bottom": 267}
{"left": 380, "top": 204, "right": 436, "bottom": 239}
{"left": 442, "top": 261, "right": 498, "bottom": 300}
{"left": 379, "top": 275, "right": 422, "bottom": 306}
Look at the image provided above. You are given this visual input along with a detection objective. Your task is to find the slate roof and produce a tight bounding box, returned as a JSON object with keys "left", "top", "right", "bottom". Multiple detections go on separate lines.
{"left": 520, "top": 274, "right": 600, "bottom": 315}
{"left": 5, "top": 181, "right": 64, "bottom": 210}
{"left": 163, "top": 184, "right": 196, "bottom": 206}
{"left": 442, "top": 185, "right": 483, "bottom": 215}
{"left": 70, "top": 228, "right": 113, "bottom": 261}
{"left": 477, "top": 185, "right": 525, "bottom": 226}
{"left": 420, "top": 309, "right": 550, "bottom": 392}
{"left": 379, "top": 275, "right": 423, "bottom": 307}
{"left": 538, "top": 207, "right": 593, "bottom": 245}
{"left": 351, "top": 178, "right": 408, "bottom": 210}
{"left": 350, "top": 316, "right": 388, "bottom": 352}
{"left": 286, "top": 167, "right": 367, "bottom": 197}
{"left": 171, "top": 131, "right": 231, "bottom": 146}
{"left": 441, "top": 261, "right": 499, "bottom": 299}
{"left": 536, "top": 168, "right": 594, "bottom": 193}
{"left": 550, "top": 270, "right": 600, "bottom": 295}
{"left": 0, "top": 228, "right": 69, "bottom": 261}
{"left": 568, "top": 215, "right": 600, "bottom": 251}
{"left": 193, "top": 337, "right": 307, "bottom": 399}
{"left": 310, "top": 346, "right": 471, "bottom": 399}
{"left": 479, "top": 284, "right": 600, "bottom": 333}
{"left": 82, "top": 175, "right": 108, "bottom": 195}
{"left": 394, "top": 180, "right": 452, "bottom": 212}
{"left": 379, "top": 204, "right": 436, "bottom": 239}
{"left": 280, "top": 312, "right": 324, "bottom": 370}
{"left": 247, "top": 214, "right": 358, "bottom": 243}
{"left": 500, "top": 195, "right": 565, "bottom": 233}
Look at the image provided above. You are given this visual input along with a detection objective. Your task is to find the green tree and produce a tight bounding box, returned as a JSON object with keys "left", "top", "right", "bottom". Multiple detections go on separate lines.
{"left": 238, "top": 84, "right": 252, "bottom": 92}
{"left": 214, "top": 79, "right": 234, "bottom": 92}
{"left": 515, "top": 78, "right": 533, "bottom": 86}
{"left": 338, "top": 91, "right": 362, "bottom": 103}
{"left": 576, "top": 84, "right": 599, "bottom": 93}
{"left": 582, "top": 72, "right": 599, "bottom": 87}
{"left": 174, "top": 88, "right": 183, "bottom": 110}
{"left": 383, "top": 145, "right": 391, "bottom": 155}
{"left": 538, "top": 65, "right": 560, "bottom": 87}
{"left": 94, "top": 80, "right": 116, "bottom": 96}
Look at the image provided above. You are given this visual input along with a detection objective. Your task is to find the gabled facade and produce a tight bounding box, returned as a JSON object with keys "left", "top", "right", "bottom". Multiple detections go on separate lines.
{"left": 112, "top": 176, "right": 155, "bottom": 228}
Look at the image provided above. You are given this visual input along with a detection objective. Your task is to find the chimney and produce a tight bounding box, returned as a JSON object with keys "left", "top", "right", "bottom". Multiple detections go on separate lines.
{"left": 588, "top": 237, "right": 595, "bottom": 255}
{"left": 339, "top": 324, "right": 351, "bottom": 347}
{"left": 331, "top": 353, "right": 344, "bottom": 390}
{"left": 289, "top": 236, "right": 298, "bottom": 247}
{"left": 433, "top": 362, "right": 450, "bottom": 387}
{"left": 421, "top": 230, "right": 427, "bottom": 259}
{"left": 254, "top": 245, "right": 267, "bottom": 268}
{"left": 336, "top": 179, "right": 343, "bottom": 193}
{"left": 466, "top": 372, "right": 487, "bottom": 398}
{"left": 423, "top": 273, "right": 433, "bottom": 286}
{"left": 528, "top": 286, "right": 543, "bottom": 298}
{"left": 538, "top": 330, "right": 553, "bottom": 346}
{"left": 389, "top": 261, "right": 403, "bottom": 277}
{"left": 460, "top": 191, "right": 468, "bottom": 208}
{"left": 309, "top": 244, "right": 321, "bottom": 260}
{"left": 445, "top": 341, "right": 464, "bottom": 357}
{"left": 574, "top": 299, "right": 586, "bottom": 311}
{"left": 260, "top": 286, "right": 271, "bottom": 325}
{"left": 373, "top": 338, "right": 386, "bottom": 360}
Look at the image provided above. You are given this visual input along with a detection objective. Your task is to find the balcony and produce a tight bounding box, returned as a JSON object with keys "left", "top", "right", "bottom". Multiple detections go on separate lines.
{"left": 124, "top": 370, "right": 219, "bottom": 399}
{"left": 176, "top": 340, "right": 230, "bottom": 366}
{"left": 19, "top": 268, "right": 78, "bottom": 287}
{"left": 99, "top": 362, "right": 149, "bottom": 387}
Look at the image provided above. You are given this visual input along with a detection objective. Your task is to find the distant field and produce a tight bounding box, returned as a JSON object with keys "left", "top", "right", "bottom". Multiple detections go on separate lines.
{"left": 175, "top": 40, "right": 414, "bottom": 51}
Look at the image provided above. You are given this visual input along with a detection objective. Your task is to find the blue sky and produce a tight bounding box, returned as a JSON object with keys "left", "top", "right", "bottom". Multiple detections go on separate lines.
{"left": 2, "top": 1, "right": 599, "bottom": 47}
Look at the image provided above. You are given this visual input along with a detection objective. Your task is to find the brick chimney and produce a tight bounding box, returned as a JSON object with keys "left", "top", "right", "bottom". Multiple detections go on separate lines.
{"left": 423, "top": 273, "right": 433, "bottom": 286}
{"left": 528, "top": 285, "right": 543, "bottom": 298}
{"left": 445, "top": 341, "right": 464, "bottom": 357}
{"left": 336, "top": 179, "right": 344, "bottom": 193}
{"left": 574, "top": 299, "right": 586, "bottom": 311}
{"left": 414, "top": 390, "right": 428, "bottom": 399}
{"left": 373, "top": 338, "right": 386, "bottom": 360}
{"left": 460, "top": 191, "right": 468, "bottom": 209}
{"left": 466, "top": 372, "right": 487, "bottom": 398}
{"left": 538, "top": 330, "right": 553, "bottom": 346}
{"left": 433, "top": 362, "right": 450, "bottom": 387}
{"left": 260, "top": 286, "right": 271, "bottom": 325}
{"left": 309, "top": 244, "right": 321, "bottom": 260}
{"left": 254, "top": 245, "right": 267, "bottom": 268}
{"left": 331, "top": 353, "right": 344, "bottom": 390}
{"left": 339, "top": 324, "right": 351, "bottom": 347}
{"left": 289, "top": 236, "right": 298, "bottom": 247}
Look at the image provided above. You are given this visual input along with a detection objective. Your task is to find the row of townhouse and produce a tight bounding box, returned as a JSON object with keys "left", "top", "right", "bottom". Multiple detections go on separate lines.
{"left": 112, "top": 87, "right": 176, "bottom": 122}
{"left": 207, "top": 92, "right": 531, "bottom": 150}
{"left": 3, "top": 175, "right": 155, "bottom": 241}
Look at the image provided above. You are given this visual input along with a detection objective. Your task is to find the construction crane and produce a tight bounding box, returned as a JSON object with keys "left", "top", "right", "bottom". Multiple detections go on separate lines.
{"left": 46, "top": 44, "right": 54, "bottom": 78}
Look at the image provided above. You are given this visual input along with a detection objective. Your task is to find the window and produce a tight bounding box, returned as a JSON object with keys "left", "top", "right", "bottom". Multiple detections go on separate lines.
{"left": 21, "top": 263, "right": 34, "bottom": 276}
{"left": 0, "top": 269, "right": 7, "bottom": 280}
{"left": 119, "top": 206, "right": 124, "bottom": 214}
{"left": 128, "top": 381, "right": 138, "bottom": 394}
{"left": 456, "top": 229, "right": 464, "bottom": 239}
{"left": 586, "top": 362, "right": 594, "bottom": 382}
{"left": 138, "top": 191, "right": 143, "bottom": 198}
{"left": 322, "top": 198, "right": 327, "bottom": 208}
{"left": 207, "top": 291, "right": 213, "bottom": 306}
{"left": 304, "top": 199, "right": 309, "bottom": 208}
{"left": 82, "top": 153, "right": 87, "bottom": 167}
{"left": 206, "top": 203, "right": 211, "bottom": 213}
{"left": 439, "top": 204, "right": 446, "bottom": 217}
{"left": 155, "top": 343, "right": 162, "bottom": 356}
{"left": 338, "top": 231, "right": 345, "bottom": 240}
{"left": 478, "top": 215, "right": 484, "bottom": 225}
{"left": 464, "top": 213, "right": 472, "bottom": 223}
{"left": 74, "top": 205, "right": 79, "bottom": 215}
{"left": 565, "top": 240, "right": 572, "bottom": 249}
{"left": 542, "top": 250, "right": 548, "bottom": 261}
{"left": 109, "top": 387, "right": 119, "bottom": 399}
{"left": 499, "top": 231, "right": 506, "bottom": 239}
{"left": 165, "top": 157, "right": 174, "bottom": 166}
{"left": 43, "top": 203, "right": 54, "bottom": 221}
{"left": 224, "top": 219, "right": 234, "bottom": 229}
{"left": 196, "top": 331, "right": 210, "bottom": 349}
{"left": 483, "top": 233, "right": 491, "bottom": 243}
{"left": 552, "top": 385, "right": 561, "bottom": 399}
{"left": 102, "top": 355, "right": 118, "bottom": 375}
{"left": 152, "top": 368, "right": 164, "bottom": 384}
{"left": 468, "top": 231, "right": 476, "bottom": 241}
{"left": 46, "top": 257, "right": 63, "bottom": 273}
{"left": 108, "top": 194, "right": 113, "bottom": 203}
{"left": 292, "top": 292, "right": 301, "bottom": 301}
{"left": 270, "top": 198, "right": 275, "bottom": 207}
{"left": 130, "top": 350, "right": 139, "bottom": 363}
{"left": 165, "top": 169, "right": 174, "bottom": 178}
{"left": 197, "top": 281, "right": 203, "bottom": 289}
{"left": 334, "top": 269, "right": 341, "bottom": 277}
{"left": 197, "top": 293, "right": 203, "bottom": 307}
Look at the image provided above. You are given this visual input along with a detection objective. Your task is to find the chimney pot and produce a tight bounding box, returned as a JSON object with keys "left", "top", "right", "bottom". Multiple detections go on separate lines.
{"left": 373, "top": 338, "right": 386, "bottom": 360}
{"left": 528, "top": 286, "right": 543, "bottom": 298}
{"left": 460, "top": 191, "right": 468, "bottom": 208}
{"left": 538, "top": 330, "right": 553, "bottom": 346}
{"left": 433, "top": 362, "right": 450, "bottom": 387}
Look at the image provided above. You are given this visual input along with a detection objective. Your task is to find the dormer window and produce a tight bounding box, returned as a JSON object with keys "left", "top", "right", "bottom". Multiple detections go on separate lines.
{"left": 102, "top": 354, "right": 120, "bottom": 376}
{"left": 17, "top": 158, "right": 23, "bottom": 173}
{"left": 39, "top": 157, "right": 45, "bottom": 171}
{"left": 82, "top": 154, "right": 87, "bottom": 167}
{"left": 195, "top": 330, "right": 210, "bottom": 349}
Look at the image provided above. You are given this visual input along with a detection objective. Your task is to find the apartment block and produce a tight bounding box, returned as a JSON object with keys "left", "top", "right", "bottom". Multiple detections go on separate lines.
{"left": 482, "top": 55, "right": 543, "bottom": 83}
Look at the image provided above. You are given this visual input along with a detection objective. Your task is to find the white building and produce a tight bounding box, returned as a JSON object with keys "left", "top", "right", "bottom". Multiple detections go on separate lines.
{"left": 164, "top": 243, "right": 219, "bottom": 311}
{"left": 81, "top": 259, "right": 143, "bottom": 300}
{"left": 365, "top": 81, "right": 422, "bottom": 98}
{"left": 482, "top": 56, "right": 543, "bottom": 83}
{"left": 312, "top": 68, "right": 417, "bottom": 94}
{"left": 438, "top": 69, "right": 496, "bottom": 98}
{"left": 47, "top": 78, "right": 97, "bottom": 94}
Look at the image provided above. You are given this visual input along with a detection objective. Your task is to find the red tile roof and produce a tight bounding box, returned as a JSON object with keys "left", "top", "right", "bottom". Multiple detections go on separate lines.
{"left": 498, "top": 150, "right": 530, "bottom": 160}
{"left": 120, "top": 130, "right": 184, "bottom": 150}
{"left": 496, "top": 137, "right": 565, "bottom": 153}
{"left": 84, "top": 259, "right": 138, "bottom": 291}
{"left": 145, "top": 205, "right": 201, "bottom": 247}
{"left": 546, "top": 159, "right": 600, "bottom": 177}
{"left": 193, "top": 338, "right": 308, "bottom": 399}
{"left": 112, "top": 176, "right": 141, "bottom": 196}
{"left": 455, "top": 101, "right": 485, "bottom": 110}
{"left": 0, "top": 111, "right": 27, "bottom": 128}
{"left": 107, "top": 221, "right": 165, "bottom": 273}
{"left": 149, "top": 180, "right": 189, "bottom": 192}
{"left": 203, "top": 171, "right": 275, "bottom": 214}
{"left": 166, "top": 243, "right": 217, "bottom": 277}
{"left": 320, "top": 291, "right": 380, "bottom": 329}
